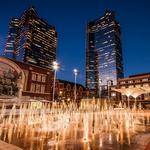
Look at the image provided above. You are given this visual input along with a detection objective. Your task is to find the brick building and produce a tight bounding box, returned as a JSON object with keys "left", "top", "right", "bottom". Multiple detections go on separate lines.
{"left": 0, "top": 57, "right": 85, "bottom": 101}
{"left": 55, "top": 79, "right": 85, "bottom": 101}
{"left": 0, "top": 57, "right": 53, "bottom": 100}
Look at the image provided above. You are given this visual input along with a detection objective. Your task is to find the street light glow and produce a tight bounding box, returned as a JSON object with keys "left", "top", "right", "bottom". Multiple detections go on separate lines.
{"left": 73, "top": 68, "right": 79, "bottom": 76}
{"left": 52, "top": 61, "right": 60, "bottom": 71}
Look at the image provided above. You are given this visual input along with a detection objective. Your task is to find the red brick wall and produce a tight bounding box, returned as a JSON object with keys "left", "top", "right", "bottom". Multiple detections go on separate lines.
{"left": 12, "top": 60, "right": 54, "bottom": 100}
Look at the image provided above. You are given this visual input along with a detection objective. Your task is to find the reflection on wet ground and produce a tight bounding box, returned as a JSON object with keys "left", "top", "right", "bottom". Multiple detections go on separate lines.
{"left": 0, "top": 99, "right": 150, "bottom": 150}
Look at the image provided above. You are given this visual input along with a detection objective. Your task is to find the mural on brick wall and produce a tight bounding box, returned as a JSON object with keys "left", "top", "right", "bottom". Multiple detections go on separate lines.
{"left": 0, "top": 62, "right": 21, "bottom": 96}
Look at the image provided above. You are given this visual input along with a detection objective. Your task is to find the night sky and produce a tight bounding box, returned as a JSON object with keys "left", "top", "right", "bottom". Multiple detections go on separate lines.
{"left": 0, "top": 0, "right": 150, "bottom": 85}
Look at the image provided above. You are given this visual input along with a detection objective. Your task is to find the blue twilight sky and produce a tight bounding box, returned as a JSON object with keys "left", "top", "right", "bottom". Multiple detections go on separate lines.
{"left": 0, "top": 0, "right": 150, "bottom": 85}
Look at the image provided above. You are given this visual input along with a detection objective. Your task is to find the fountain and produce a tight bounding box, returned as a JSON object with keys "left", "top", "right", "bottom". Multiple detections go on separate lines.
{"left": 0, "top": 98, "right": 149, "bottom": 150}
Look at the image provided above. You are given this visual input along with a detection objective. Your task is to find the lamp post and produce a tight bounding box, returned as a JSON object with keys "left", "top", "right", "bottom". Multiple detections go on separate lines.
{"left": 98, "top": 79, "right": 102, "bottom": 99}
{"left": 73, "top": 69, "right": 79, "bottom": 101}
{"left": 52, "top": 61, "right": 60, "bottom": 102}
{"left": 107, "top": 80, "right": 113, "bottom": 101}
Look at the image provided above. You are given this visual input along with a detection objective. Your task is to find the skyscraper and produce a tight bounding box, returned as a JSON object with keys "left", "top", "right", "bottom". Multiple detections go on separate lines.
{"left": 86, "top": 11, "right": 124, "bottom": 95}
{"left": 4, "top": 7, "right": 57, "bottom": 70}
{"left": 4, "top": 18, "right": 19, "bottom": 59}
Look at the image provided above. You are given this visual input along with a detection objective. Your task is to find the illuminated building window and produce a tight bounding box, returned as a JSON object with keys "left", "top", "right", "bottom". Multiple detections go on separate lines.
{"left": 37, "top": 74, "right": 41, "bottom": 82}
{"left": 31, "top": 83, "right": 36, "bottom": 92}
{"left": 36, "top": 84, "right": 41, "bottom": 93}
{"left": 120, "top": 81, "right": 125, "bottom": 84}
{"left": 142, "top": 78, "right": 148, "bottom": 82}
{"left": 41, "top": 75, "right": 46, "bottom": 83}
{"left": 41, "top": 85, "right": 45, "bottom": 93}
{"left": 128, "top": 80, "right": 133, "bottom": 83}
{"left": 135, "top": 80, "right": 140, "bottom": 83}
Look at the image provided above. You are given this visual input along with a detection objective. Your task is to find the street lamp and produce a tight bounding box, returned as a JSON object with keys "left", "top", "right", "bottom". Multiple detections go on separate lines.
{"left": 98, "top": 79, "right": 102, "bottom": 99}
{"left": 73, "top": 69, "right": 79, "bottom": 101}
{"left": 107, "top": 80, "right": 113, "bottom": 100}
{"left": 52, "top": 61, "right": 60, "bottom": 102}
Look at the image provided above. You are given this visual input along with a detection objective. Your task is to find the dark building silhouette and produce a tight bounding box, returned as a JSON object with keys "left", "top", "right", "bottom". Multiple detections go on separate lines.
{"left": 86, "top": 11, "right": 124, "bottom": 96}
{"left": 4, "top": 7, "right": 57, "bottom": 70}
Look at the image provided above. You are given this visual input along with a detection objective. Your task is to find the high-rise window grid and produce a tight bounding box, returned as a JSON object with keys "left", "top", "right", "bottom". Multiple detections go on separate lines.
{"left": 86, "top": 11, "right": 124, "bottom": 95}
{"left": 4, "top": 7, "right": 57, "bottom": 70}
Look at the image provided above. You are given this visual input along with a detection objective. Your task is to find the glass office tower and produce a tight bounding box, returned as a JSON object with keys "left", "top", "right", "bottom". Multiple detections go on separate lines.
{"left": 86, "top": 11, "right": 124, "bottom": 95}
{"left": 4, "top": 18, "right": 19, "bottom": 59}
{"left": 4, "top": 7, "right": 57, "bottom": 70}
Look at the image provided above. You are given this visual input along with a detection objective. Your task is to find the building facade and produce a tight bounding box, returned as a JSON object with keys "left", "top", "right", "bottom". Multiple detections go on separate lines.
{"left": 55, "top": 79, "right": 85, "bottom": 101}
{"left": 4, "top": 6, "right": 57, "bottom": 70}
{"left": 111, "top": 73, "right": 150, "bottom": 101}
{"left": 0, "top": 57, "right": 53, "bottom": 100}
{"left": 86, "top": 11, "right": 124, "bottom": 96}
{"left": 4, "top": 18, "right": 19, "bottom": 59}
{"left": 0, "top": 57, "right": 85, "bottom": 101}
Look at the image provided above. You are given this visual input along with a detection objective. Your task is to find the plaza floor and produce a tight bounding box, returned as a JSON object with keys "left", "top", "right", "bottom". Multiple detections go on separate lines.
{"left": 0, "top": 100, "right": 149, "bottom": 150}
